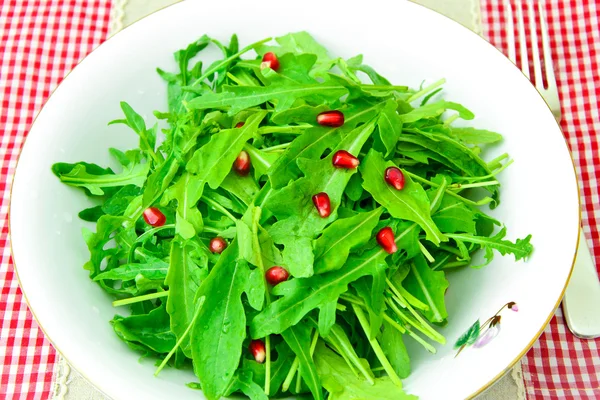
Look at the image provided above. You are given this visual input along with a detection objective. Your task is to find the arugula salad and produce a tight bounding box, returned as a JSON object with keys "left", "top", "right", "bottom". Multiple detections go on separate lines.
{"left": 52, "top": 32, "right": 533, "bottom": 399}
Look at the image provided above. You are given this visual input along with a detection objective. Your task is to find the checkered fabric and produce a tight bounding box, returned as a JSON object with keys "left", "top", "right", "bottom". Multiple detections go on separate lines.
{"left": 0, "top": 1, "right": 111, "bottom": 398}
{"left": 482, "top": 1, "right": 600, "bottom": 399}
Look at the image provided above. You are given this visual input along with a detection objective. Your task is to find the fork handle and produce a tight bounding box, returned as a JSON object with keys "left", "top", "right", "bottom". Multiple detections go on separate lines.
{"left": 562, "top": 228, "right": 600, "bottom": 339}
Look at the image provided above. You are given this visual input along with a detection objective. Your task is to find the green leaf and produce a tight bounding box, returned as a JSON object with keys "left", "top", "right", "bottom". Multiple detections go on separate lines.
{"left": 190, "top": 239, "right": 257, "bottom": 400}
{"left": 450, "top": 127, "right": 503, "bottom": 145}
{"left": 243, "top": 144, "right": 280, "bottom": 180}
{"left": 271, "top": 103, "right": 330, "bottom": 125}
{"left": 53, "top": 161, "right": 149, "bottom": 196}
{"left": 162, "top": 172, "right": 204, "bottom": 238}
{"left": 314, "top": 208, "right": 383, "bottom": 274}
{"left": 250, "top": 247, "right": 387, "bottom": 338}
{"left": 448, "top": 227, "right": 533, "bottom": 268}
{"left": 399, "top": 100, "right": 474, "bottom": 123}
{"left": 166, "top": 237, "right": 207, "bottom": 357}
{"left": 225, "top": 370, "right": 268, "bottom": 400}
{"left": 102, "top": 185, "right": 142, "bottom": 216}
{"left": 186, "top": 111, "right": 266, "bottom": 188}
{"left": 376, "top": 100, "right": 403, "bottom": 157}
{"left": 314, "top": 341, "right": 417, "bottom": 400}
{"left": 109, "top": 102, "right": 157, "bottom": 156}
{"left": 78, "top": 205, "right": 104, "bottom": 222}
{"left": 360, "top": 149, "right": 446, "bottom": 245}
{"left": 265, "top": 118, "right": 377, "bottom": 277}
{"left": 281, "top": 325, "right": 323, "bottom": 400}
{"left": 431, "top": 194, "right": 477, "bottom": 234}
{"left": 186, "top": 83, "right": 346, "bottom": 115}
{"left": 380, "top": 321, "right": 411, "bottom": 379}
{"left": 142, "top": 153, "right": 181, "bottom": 207}
{"left": 403, "top": 254, "right": 449, "bottom": 323}
{"left": 353, "top": 275, "right": 386, "bottom": 339}
{"left": 346, "top": 54, "right": 392, "bottom": 86}
{"left": 111, "top": 303, "right": 175, "bottom": 355}
{"left": 455, "top": 319, "right": 481, "bottom": 349}
{"left": 94, "top": 255, "right": 169, "bottom": 282}
{"left": 82, "top": 215, "right": 128, "bottom": 277}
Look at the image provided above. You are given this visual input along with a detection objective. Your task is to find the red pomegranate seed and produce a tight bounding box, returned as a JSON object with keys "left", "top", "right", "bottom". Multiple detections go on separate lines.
{"left": 235, "top": 121, "right": 245, "bottom": 128}
{"left": 317, "top": 111, "right": 344, "bottom": 127}
{"left": 265, "top": 266, "right": 290, "bottom": 286}
{"left": 376, "top": 227, "right": 398, "bottom": 254}
{"left": 384, "top": 167, "right": 405, "bottom": 190}
{"left": 249, "top": 340, "right": 266, "bottom": 363}
{"left": 209, "top": 237, "right": 227, "bottom": 254}
{"left": 261, "top": 52, "right": 280, "bottom": 71}
{"left": 142, "top": 207, "right": 166, "bottom": 227}
{"left": 233, "top": 150, "right": 251, "bottom": 176}
{"left": 312, "top": 192, "right": 331, "bottom": 218}
{"left": 332, "top": 150, "right": 360, "bottom": 169}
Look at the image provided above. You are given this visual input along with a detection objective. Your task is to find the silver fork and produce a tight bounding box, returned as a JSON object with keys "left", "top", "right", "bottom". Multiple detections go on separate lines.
{"left": 505, "top": 0, "right": 600, "bottom": 339}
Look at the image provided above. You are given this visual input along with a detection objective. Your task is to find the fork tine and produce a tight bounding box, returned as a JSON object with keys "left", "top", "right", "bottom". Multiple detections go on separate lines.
{"left": 504, "top": 0, "right": 516, "bottom": 63}
{"left": 538, "top": 1, "right": 557, "bottom": 88}
{"left": 527, "top": 0, "right": 543, "bottom": 88}
{"left": 516, "top": 0, "right": 530, "bottom": 79}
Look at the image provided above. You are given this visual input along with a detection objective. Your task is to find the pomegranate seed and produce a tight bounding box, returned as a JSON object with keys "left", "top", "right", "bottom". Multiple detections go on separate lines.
{"left": 209, "top": 237, "right": 227, "bottom": 254}
{"left": 317, "top": 110, "right": 344, "bottom": 127}
{"left": 249, "top": 339, "right": 266, "bottom": 363}
{"left": 332, "top": 150, "right": 360, "bottom": 169}
{"left": 376, "top": 227, "right": 398, "bottom": 254}
{"left": 265, "top": 266, "right": 290, "bottom": 286}
{"left": 142, "top": 207, "right": 166, "bottom": 227}
{"left": 235, "top": 121, "right": 245, "bottom": 128}
{"left": 384, "top": 167, "right": 405, "bottom": 190}
{"left": 233, "top": 150, "right": 251, "bottom": 176}
{"left": 261, "top": 52, "right": 280, "bottom": 71}
{"left": 312, "top": 192, "right": 331, "bottom": 218}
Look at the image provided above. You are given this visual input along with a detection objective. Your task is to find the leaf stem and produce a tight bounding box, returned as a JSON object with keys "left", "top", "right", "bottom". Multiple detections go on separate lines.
{"left": 112, "top": 290, "right": 168, "bottom": 307}
{"left": 257, "top": 126, "right": 308, "bottom": 135}
{"left": 406, "top": 78, "right": 446, "bottom": 103}
{"left": 449, "top": 180, "right": 499, "bottom": 190}
{"left": 360, "top": 84, "right": 409, "bottom": 92}
{"left": 154, "top": 297, "right": 204, "bottom": 376}
{"left": 201, "top": 197, "right": 237, "bottom": 222}
{"left": 418, "top": 241, "right": 435, "bottom": 263}
{"left": 406, "top": 171, "right": 493, "bottom": 206}
{"left": 261, "top": 142, "right": 291, "bottom": 152}
{"left": 352, "top": 304, "right": 403, "bottom": 387}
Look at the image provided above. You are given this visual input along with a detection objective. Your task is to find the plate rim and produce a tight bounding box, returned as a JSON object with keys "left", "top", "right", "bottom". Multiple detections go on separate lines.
{"left": 7, "top": 1, "right": 581, "bottom": 398}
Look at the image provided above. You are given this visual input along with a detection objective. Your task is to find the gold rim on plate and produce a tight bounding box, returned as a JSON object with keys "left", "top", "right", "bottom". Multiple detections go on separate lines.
{"left": 7, "top": 1, "right": 581, "bottom": 398}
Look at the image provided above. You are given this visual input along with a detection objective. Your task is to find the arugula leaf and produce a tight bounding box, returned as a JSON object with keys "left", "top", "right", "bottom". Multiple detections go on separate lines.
{"left": 403, "top": 255, "right": 449, "bottom": 323}
{"left": 281, "top": 325, "right": 323, "bottom": 400}
{"left": 380, "top": 321, "right": 411, "bottom": 379}
{"left": 161, "top": 172, "right": 204, "bottom": 239}
{"left": 94, "top": 255, "right": 168, "bottom": 282}
{"left": 111, "top": 303, "right": 175, "bottom": 355}
{"left": 353, "top": 275, "right": 386, "bottom": 339}
{"left": 431, "top": 194, "right": 477, "bottom": 234}
{"left": 314, "top": 208, "right": 383, "bottom": 274}
{"left": 360, "top": 149, "right": 447, "bottom": 245}
{"left": 447, "top": 227, "right": 533, "bottom": 268}
{"left": 314, "top": 341, "right": 417, "bottom": 400}
{"left": 376, "top": 100, "right": 403, "bottom": 157}
{"left": 186, "top": 83, "right": 346, "bottom": 115}
{"left": 82, "top": 215, "right": 128, "bottom": 277}
{"left": 109, "top": 102, "right": 158, "bottom": 160}
{"left": 187, "top": 111, "right": 266, "bottom": 186}
{"left": 78, "top": 205, "right": 104, "bottom": 222}
{"left": 190, "top": 239, "right": 258, "bottom": 400}
{"left": 250, "top": 247, "right": 387, "bottom": 338}
{"left": 166, "top": 237, "right": 207, "bottom": 358}
{"left": 399, "top": 100, "right": 474, "bottom": 123}
{"left": 225, "top": 370, "right": 268, "bottom": 400}
{"left": 52, "top": 161, "right": 149, "bottom": 196}
{"left": 450, "top": 126, "right": 503, "bottom": 145}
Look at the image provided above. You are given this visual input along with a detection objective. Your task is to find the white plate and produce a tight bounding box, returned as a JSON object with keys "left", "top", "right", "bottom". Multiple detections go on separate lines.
{"left": 9, "top": 1, "right": 579, "bottom": 399}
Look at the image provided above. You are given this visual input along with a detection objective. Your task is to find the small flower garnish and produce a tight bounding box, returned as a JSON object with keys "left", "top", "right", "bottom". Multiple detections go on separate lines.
{"left": 455, "top": 302, "right": 516, "bottom": 357}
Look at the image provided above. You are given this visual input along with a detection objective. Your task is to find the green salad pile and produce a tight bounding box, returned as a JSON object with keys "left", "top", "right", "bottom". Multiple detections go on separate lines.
{"left": 52, "top": 32, "right": 533, "bottom": 399}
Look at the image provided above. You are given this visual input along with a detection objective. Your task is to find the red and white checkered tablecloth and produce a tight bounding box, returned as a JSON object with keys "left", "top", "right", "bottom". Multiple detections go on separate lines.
{"left": 482, "top": 1, "right": 600, "bottom": 399}
{"left": 0, "top": 0, "right": 598, "bottom": 399}
{"left": 0, "top": 1, "right": 111, "bottom": 398}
